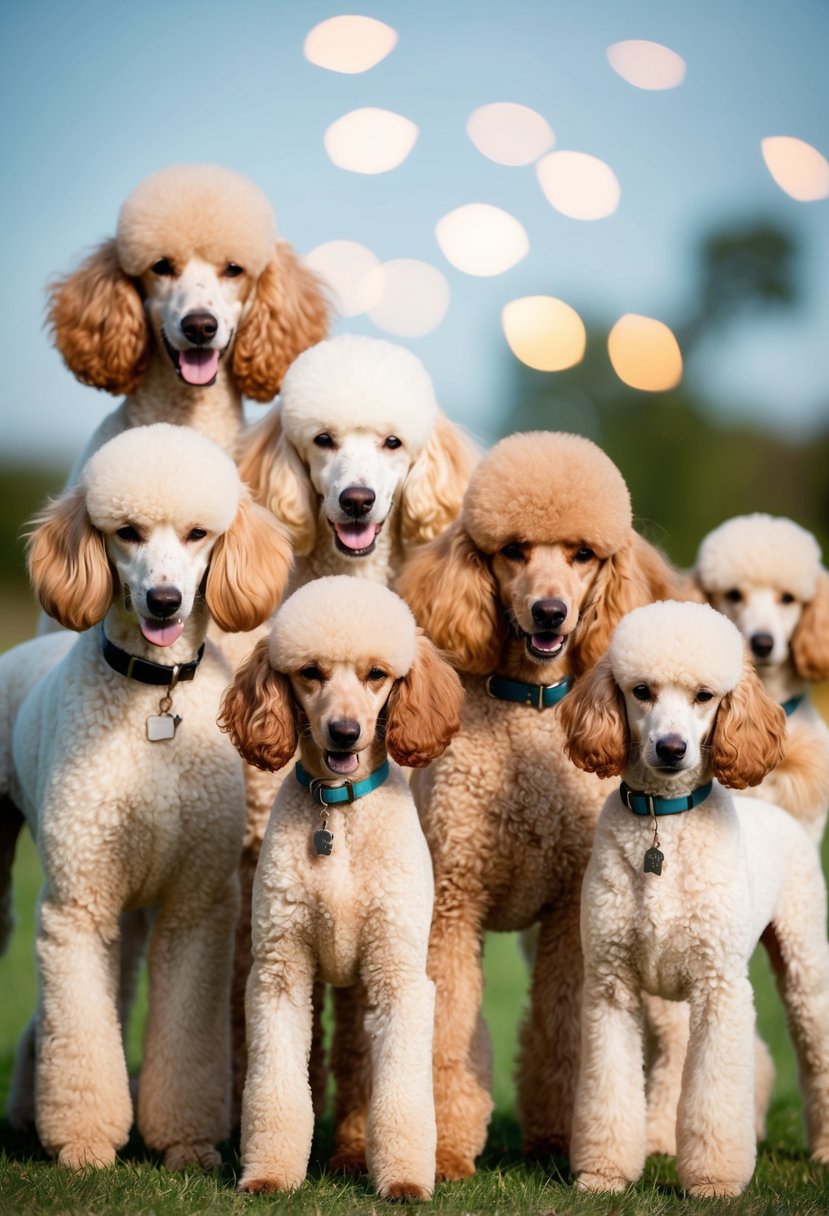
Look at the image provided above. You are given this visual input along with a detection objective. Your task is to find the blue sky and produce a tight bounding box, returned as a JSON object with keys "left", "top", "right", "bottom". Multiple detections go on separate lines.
{"left": 1, "top": 0, "right": 827, "bottom": 463}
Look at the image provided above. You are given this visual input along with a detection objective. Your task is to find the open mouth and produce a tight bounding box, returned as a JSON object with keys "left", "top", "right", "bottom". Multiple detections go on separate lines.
{"left": 330, "top": 520, "right": 382, "bottom": 557}
{"left": 139, "top": 616, "right": 184, "bottom": 647}
{"left": 522, "top": 629, "right": 568, "bottom": 661}
{"left": 324, "top": 749, "right": 360, "bottom": 776}
{"left": 161, "top": 329, "right": 224, "bottom": 387}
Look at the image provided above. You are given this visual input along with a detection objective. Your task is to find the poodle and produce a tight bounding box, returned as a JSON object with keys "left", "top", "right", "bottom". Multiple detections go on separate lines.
{"left": 695, "top": 514, "right": 829, "bottom": 846}
{"left": 49, "top": 162, "right": 329, "bottom": 479}
{"left": 384, "top": 430, "right": 683, "bottom": 1179}
{"left": 0, "top": 423, "right": 291, "bottom": 1169}
{"left": 560, "top": 599, "right": 829, "bottom": 1197}
{"left": 219, "top": 576, "right": 463, "bottom": 1199}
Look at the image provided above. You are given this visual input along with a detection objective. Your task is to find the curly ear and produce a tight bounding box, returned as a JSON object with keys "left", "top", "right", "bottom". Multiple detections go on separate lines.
{"left": 232, "top": 241, "right": 330, "bottom": 402}
{"left": 26, "top": 486, "right": 115, "bottom": 630}
{"left": 384, "top": 632, "right": 464, "bottom": 767}
{"left": 397, "top": 520, "right": 503, "bottom": 675}
{"left": 709, "top": 660, "right": 788, "bottom": 788}
{"left": 48, "top": 240, "right": 149, "bottom": 394}
{"left": 399, "top": 412, "right": 479, "bottom": 547}
{"left": 206, "top": 493, "right": 293, "bottom": 632}
{"left": 791, "top": 570, "right": 829, "bottom": 681}
{"left": 238, "top": 409, "right": 318, "bottom": 555}
{"left": 572, "top": 533, "right": 680, "bottom": 675}
{"left": 219, "top": 637, "right": 298, "bottom": 771}
{"left": 559, "top": 654, "right": 629, "bottom": 778}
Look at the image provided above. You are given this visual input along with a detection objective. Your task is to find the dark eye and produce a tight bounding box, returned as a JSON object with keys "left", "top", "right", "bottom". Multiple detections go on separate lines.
{"left": 186, "top": 527, "right": 207, "bottom": 542}
{"left": 573, "top": 546, "right": 595, "bottom": 564}
{"left": 299, "top": 665, "right": 324, "bottom": 682}
{"left": 500, "top": 542, "right": 525, "bottom": 562}
{"left": 151, "top": 258, "right": 175, "bottom": 276}
{"left": 367, "top": 667, "right": 388, "bottom": 682}
{"left": 116, "top": 524, "right": 141, "bottom": 543}
{"left": 383, "top": 436, "right": 402, "bottom": 450}
{"left": 313, "top": 432, "right": 336, "bottom": 449}
{"left": 695, "top": 689, "right": 714, "bottom": 703}
{"left": 780, "top": 592, "right": 795, "bottom": 605}
{"left": 222, "top": 262, "right": 244, "bottom": 278}
{"left": 725, "top": 589, "right": 742, "bottom": 603}
{"left": 632, "top": 684, "right": 652, "bottom": 702}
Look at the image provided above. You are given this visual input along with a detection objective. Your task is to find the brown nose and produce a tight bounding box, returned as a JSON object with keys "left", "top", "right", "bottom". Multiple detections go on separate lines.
{"left": 146, "top": 585, "right": 182, "bottom": 619}
{"left": 656, "top": 734, "right": 687, "bottom": 764}
{"left": 750, "top": 632, "right": 774, "bottom": 659}
{"left": 181, "top": 311, "right": 218, "bottom": 345}
{"left": 328, "top": 719, "right": 361, "bottom": 748}
{"left": 531, "top": 598, "right": 567, "bottom": 629}
{"left": 339, "top": 486, "right": 375, "bottom": 518}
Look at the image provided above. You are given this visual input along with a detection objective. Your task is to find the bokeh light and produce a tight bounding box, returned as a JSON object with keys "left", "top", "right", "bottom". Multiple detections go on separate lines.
{"left": 304, "top": 240, "right": 383, "bottom": 317}
{"left": 466, "top": 102, "right": 555, "bottom": 166}
{"left": 607, "top": 40, "right": 686, "bottom": 90}
{"left": 502, "top": 296, "right": 586, "bottom": 371}
{"left": 761, "top": 136, "right": 829, "bottom": 202}
{"left": 608, "top": 314, "right": 683, "bottom": 391}
{"left": 324, "top": 108, "right": 418, "bottom": 174}
{"left": 365, "top": 259, "right": 450, "bottom": 337}
{"left": 435, "top": 203, "right": 529, "bottom": 276}
{"left": 536, "top": 150, "right": 620, "bottom": 220}
{"left": 304, "top": 15, "right": 398, "bottom": 74}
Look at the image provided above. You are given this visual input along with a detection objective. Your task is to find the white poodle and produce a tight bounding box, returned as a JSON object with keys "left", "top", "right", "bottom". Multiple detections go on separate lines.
{"left": 0, "top": 423, "right": 291, "bottom": 1170}
{"left": 696, "top": 513, "right": 829, "bottom": 845}
{"left": 219, "top": 576, "right": 463, "bottom": 1199}
{"left": 560, "top": 599, "right": 829, "bottom": 1197}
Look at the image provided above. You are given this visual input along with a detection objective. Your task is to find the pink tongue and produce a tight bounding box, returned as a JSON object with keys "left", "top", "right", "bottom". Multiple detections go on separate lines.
{"left": 326, "top": 751, "right": 360, "bottom": 776}
{"left": 532, "top": 632, "right": 563, "bottom": 652}
{"left": 335, "top": 522, "right": 379, "bottom": 552}
{"left": 140, "top": 618, "right": 185, "bottom": 647}
{"left": 179, "top": 348, "right": 220, "bottom": 386}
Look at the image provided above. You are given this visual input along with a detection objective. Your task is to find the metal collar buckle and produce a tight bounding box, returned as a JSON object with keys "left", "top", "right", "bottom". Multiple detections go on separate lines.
{"left": 308, "top": 777, "right": 355, "bottom": 806}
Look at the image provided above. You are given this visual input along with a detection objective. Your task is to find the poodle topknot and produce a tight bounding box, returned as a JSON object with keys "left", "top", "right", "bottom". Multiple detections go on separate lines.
{"left": 82, "top": 422, "right": 241, "bottom": 535}
{"left": 462, "top": 431, "right": 632, "bottom": 556}
{"left": 696, "top": 513, "right": 822, "bottom": 602}
{"left": 278, "top": 335, "right": 439, "bottom": 455}
{"left": 610, "top": 600, "right": 744, "bottom": 696}
{"left": 269, "top": 575, "right": 417, "bottom": 677}
{"left": 117, "top": 163, "right": 277, "bottom": 279}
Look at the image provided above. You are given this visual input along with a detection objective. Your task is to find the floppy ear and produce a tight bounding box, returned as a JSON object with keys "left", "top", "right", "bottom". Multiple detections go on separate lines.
{"left": 791, "top": 569, "right": 829, "bottom": 681}
{"left": 232, "top": 241, "right": 330, "bottom": 402}
{"left": 205, "top": 492, "right": 293, "bottom": 632}
{"left": 572, "top": 532, "right": 680, "bottom": 675}
{"left": 709, "top": 660, "right": 788, "bottom": 788}
{"left": 219, "top": 637, "right": 298, "bottom": 771}
{"left": 26, "top": 486, "right": 115, "bottom": 630}
{"left": 384, "top": 632, "right": 464, "bottom": 767}
{"left": 397, "top": 519, "right": 504, "bottom": 675}
{"left": 48, "top": 240, "right": 149, "bottom": 394}
{"left": 559, "top": 654, "right": 629, "bottom": 779}
{"left": 399, "top": 412, "right": 479, "bottom": 547}
{"left": 238, "top": 409, "right": 318, "bottom": 555}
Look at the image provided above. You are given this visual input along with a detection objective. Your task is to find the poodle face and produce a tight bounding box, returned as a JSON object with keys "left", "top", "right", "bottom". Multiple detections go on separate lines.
{"left": 289, "top": 658, "right": 396, "bottom": 779}
{"left": 619, "top": 678, "right": 721, "bottom": 786}
{"left": 489, "top": 540, "right": 602, "bottom": 665}
{"left": 709, "top": 585, "right": 802, "bottom": 668}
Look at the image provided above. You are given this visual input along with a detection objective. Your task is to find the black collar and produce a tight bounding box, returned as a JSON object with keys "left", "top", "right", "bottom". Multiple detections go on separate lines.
{"left": 102, "top": 633, "right": 205, "bottom": 686}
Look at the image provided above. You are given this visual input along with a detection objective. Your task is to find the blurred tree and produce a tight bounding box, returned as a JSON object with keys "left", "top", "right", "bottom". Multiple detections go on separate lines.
{"left": 0, "top": 465, "right": 65, "bottom": 593}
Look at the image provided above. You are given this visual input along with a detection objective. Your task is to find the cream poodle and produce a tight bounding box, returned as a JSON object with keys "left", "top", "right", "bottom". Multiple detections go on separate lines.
{"left": 49, "top": 162, "right": 329, "bottom": 478}
{"left": 561, "top": 599, "right": 829, "bottom": 1197}
{"left": 219, "top": 576, "right": 463, "bottom": 1199}
{"left": 0, "top": 423, "right": 291, "bottom": 1169}
{"left": 695, "top": 513, "right": 829, "bottom": 845}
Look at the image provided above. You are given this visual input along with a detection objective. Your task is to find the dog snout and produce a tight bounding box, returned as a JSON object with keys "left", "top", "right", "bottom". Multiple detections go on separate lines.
{"left": 146, "top": 585, "right": 183, "bottom": 619}
{"left": 655, "top": 734, "right": 687, "bottom": 765}
{"left": 750, "top": 632, "right": 774, "bottom": 660}
{"left": 339, "top": 485, "right": 376, "bottom": 518}
{"left": 327, "top": 718, "right": 361, "bottom": 749}
{"left": 180, "top": 310, "right": 218, "bottom": 346}
{"left": 531, "top": 598, "right": 568, "bottom": 630}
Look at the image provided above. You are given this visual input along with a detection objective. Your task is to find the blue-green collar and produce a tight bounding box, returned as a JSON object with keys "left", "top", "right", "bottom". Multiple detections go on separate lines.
{"left": 620, "top": 779, "right": 714, "bottom": 817}
{"left": 485, "top": 673, "right": 572, "bottom": 710}
{"left": 295, "top": 758, "right": 390, "bottom": 806}
{"left": 781, "top": 694, "right": 805, "bottom": 718}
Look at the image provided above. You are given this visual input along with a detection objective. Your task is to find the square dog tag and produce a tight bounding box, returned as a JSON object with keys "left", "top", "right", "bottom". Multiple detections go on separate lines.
{"left": 147, "top": 713, "right": 181, "bottom": 742}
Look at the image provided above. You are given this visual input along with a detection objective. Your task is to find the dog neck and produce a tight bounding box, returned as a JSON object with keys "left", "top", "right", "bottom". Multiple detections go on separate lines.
{"left": 122, "top": 351, "right": 245, "bottom": 456}
{"left": 101, "top": 594, "right": 210, "bottom": 668}
{"left": 754, "top": 657, "right": 808, "bottom": 707}
{"left": 620, "top": 755, "right": 713, "bottom": 802}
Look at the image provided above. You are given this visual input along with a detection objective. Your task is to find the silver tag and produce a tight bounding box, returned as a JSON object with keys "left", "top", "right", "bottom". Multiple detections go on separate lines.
{"left": 146, "top": 713, "right": 181, "bottom": 742}
{"left": 644, "top": 846, "right": 664, "bottom": 875}
{"left": 314, "top": 828, "right": 334, "bottom": 856}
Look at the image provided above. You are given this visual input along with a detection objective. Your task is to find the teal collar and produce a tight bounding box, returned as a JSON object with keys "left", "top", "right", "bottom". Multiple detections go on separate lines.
{"left": 620, "top": 779, "right": 714, "bottom": 817}
{"left": 295, "top": 758, "right": 390, "bottom": 806}
{"left": 781, "top": 694, "right": 805, "bottom": 718}
{"left": 485, "top": 673, "right": 572, "bottom": 710}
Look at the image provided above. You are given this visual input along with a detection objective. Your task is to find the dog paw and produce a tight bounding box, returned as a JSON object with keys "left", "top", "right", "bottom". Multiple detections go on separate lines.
{"left": 237, "top": 1173, "right": 301, "bottom": 1194}
{"left": 57, "top": 1141, "right": 117, "bottom": 1170}
{"left": 379, "top": 1180, "right": 433, "bottom": 1201}
{"left": 435, "top": 1147, "right": 475, "bottom": 1181}
{"left": 163, "top": 1141, "right": 220, "bottom": 1171}
{"left": 686, "top": 1179, "right": 746, "bottom": 1198}
{"left": 329, "top": 1143, "right": 368, "bottom": 1176}
{"left": 574, "top": 1169, "right": 629, "bottom": 1193}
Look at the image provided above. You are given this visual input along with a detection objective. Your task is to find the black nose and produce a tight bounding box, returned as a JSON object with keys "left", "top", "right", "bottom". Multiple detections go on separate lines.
{"left": 146, "top": 585, "right": 182, "bottom": 619}
{"left": 339, "top": 486, "right": 375, "bottom": 518}
{"left": 181, "top": 311, "right": 218, "bottom": 346}
{"left": 531, "top": 598, "right": 568, "bottom": 629}
{"left": 656, "top": 734, "right": 687, "bottom": 764}
{"left": 751, "top": 632, "right": 774, "bottom": 659}
{"left": 328, "top": 719, "right": 361, "bottom": 748}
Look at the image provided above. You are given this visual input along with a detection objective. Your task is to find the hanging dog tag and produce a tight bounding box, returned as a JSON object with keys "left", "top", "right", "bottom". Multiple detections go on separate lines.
{"left": 644, "top": 846, "right": 663, "bottom": 876}
{"left": 314, "top": 828, "right": 334, "bottom": 856}
{"left": 147, "top": 713, "right": 182, "bottom": 742}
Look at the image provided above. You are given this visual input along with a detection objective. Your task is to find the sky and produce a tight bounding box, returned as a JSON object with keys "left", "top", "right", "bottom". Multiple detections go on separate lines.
{"left": 1, "top": 0, "right": 827, "bottom": 465}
